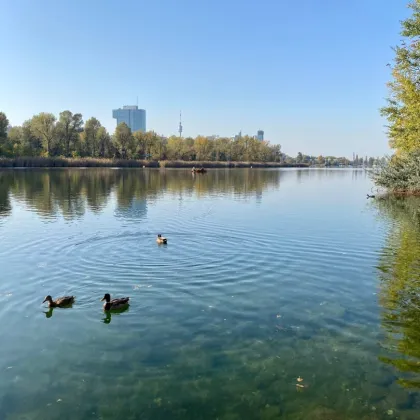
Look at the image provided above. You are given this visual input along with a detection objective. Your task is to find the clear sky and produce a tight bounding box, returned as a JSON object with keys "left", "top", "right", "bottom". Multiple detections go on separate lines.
{"left": 0, "top": 0, "right": 409, "bottom": 158}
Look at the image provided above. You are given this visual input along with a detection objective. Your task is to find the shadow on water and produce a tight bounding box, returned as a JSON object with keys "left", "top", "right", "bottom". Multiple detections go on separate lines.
{"left": 102, "top": 306, "right": 130, "bottom": 324}
{"left": 374, "top": 197, "right": 420, "bottom": 392}
{"left": 43, "top": 305, "right": 74, "bottom": 319}
{"left": 44, "top": 308, "right": 54, "bottom": 318}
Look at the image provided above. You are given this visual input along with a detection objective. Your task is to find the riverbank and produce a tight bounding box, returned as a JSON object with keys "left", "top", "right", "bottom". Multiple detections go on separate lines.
{"left": 0, "top": 157, "right": 158, "bottom": 168}
{"left": 0, "top": 157, "right": 309, "bottom": 169}
{"left": 159, "top": 160, "right": 309, "bottom": 168}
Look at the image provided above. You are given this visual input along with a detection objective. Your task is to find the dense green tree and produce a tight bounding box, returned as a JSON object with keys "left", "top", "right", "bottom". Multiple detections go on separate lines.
{"left": 113, "top": 123, "right": 133, "bottom": 159}
{"left": 82, "top": 117, "right": 101, "bottom": 157}
{"left": 194, "top": 136, "right": 212, "bottom": 160}
{"left": 166, "top": 135, "right": 184, "bottom": 160}
{"left": 21, "top": 120, "right": 43, "bottom": 156}
{"left": 148, "top": 133, "right": 166, "bottom": 160}
{"left": 56, "top": 111, "right": 83, "bottom": 156}
{"left": 29, "top": 113, "right": 56, "bottom": 156}
{"left": 132, "top": 131, "right": 146, "bottom": 158}
{"left": 0, "top": 112, "right": 9, "bottom": 155}
{"left": 7, "top": 126, "right": 23, "bottom": 156}
{"left": 0, "top": 112, "right": 8, "bottom": 139}
{"left": 380, "top": 0, "right": 420, "bottom": 153}
{"left": 97, "top": 126, "right": 112, "bottom": 158}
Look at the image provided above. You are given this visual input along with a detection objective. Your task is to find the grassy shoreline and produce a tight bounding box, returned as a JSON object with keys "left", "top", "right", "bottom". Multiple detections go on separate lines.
{"left": 0, "top": 157, "right": 158, "bottom": 168}
{"left": 160, "top": 160, "right": 309, "bottom": 168}
{"left": 0, "top": 157, "right": 309, "bottom": 169}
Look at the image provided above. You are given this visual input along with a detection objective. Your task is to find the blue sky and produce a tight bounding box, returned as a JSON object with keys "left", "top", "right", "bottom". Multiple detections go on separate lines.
{"left": 0, "top": 0, "right": 408, "bottom": 157}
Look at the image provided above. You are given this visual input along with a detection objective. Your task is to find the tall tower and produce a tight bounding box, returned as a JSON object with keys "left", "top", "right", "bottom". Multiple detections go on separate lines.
{"left": 178, "top": 111, "right": 183, "bottom": 138}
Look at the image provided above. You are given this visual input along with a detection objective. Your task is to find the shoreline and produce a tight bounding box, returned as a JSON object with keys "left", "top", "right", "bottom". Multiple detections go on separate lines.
{"left": 0, "top": 157, "right": 310, "bottom": 169}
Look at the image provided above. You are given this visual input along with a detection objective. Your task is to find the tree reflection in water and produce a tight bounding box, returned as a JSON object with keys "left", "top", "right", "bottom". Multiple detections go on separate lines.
{"left": 0, "top": 168, "right": 283, "bottom": 221}
{"left": 376, "top": 196, "right": 420, "bottom": 389}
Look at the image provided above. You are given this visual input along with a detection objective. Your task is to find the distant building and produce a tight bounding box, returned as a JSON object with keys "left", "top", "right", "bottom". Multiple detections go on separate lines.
{"left": 233, "top": 130, "right": 242, "bottom": 141}
{"left": 257, "top": 130, "right": 264, "bottom": 141}
{"left": 6, "top": 125, "right": 11, "bottom": 134}
{"left": 206, "top": 135, "right": 219, "bottom": 141}
{"left": 112, "top": 105, "right": 146, "bottom": 132}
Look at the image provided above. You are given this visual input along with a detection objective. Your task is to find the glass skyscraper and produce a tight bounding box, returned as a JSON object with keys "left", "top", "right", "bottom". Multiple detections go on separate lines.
{"left": 112, "top": 105, "right": 146, "bottom": 132}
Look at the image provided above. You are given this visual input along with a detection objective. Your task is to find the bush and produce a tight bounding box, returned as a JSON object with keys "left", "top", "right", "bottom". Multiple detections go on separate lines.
{"left": 372, "top": 150, "right": 420, "bottom": 195}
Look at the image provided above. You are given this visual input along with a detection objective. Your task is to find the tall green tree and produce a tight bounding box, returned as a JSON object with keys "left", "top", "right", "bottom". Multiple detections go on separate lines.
{"left": 82, "top": 117, "right": 102, "bottom": 157}
{"left": 0, "top": 112, "right": 9, "bottom": 155}
{"left": 381, "top": 0, "right": 420, "bottom": 153}
{"left": 22, "top": 120, "right": 43, "bottom": 156}
{"left": 166, "top": 135, "right": 184, "bottom": 160}
{"left": 113, "top": 123, "right": 133, "bottom": 159}
{"left": 29, "top": 113, "right": 56, "bottom": 156}
{"left": 56, "top": 111, "right": 83, "bottom": 156}
{"left": 133, "top": 131, "right": 147, "bottom": 158}
{"left": 7, "top": 127, "right": 23, "bottom": 156}
{"left": 0, "top": 112, "right": 8, "bottom": 139}
{"left": 97, "top": 126, "right": 112, "bottom": 158}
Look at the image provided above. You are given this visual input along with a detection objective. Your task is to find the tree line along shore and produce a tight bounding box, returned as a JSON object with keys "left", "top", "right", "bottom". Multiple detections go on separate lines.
{"left": 0, "top": 111, "right": 380, "bottom": 168}
{"left": 0, "top": 111, "right": 282, "bottom": 163}
{"left": 0, "top": 157, "right": 311, "bottom": 169}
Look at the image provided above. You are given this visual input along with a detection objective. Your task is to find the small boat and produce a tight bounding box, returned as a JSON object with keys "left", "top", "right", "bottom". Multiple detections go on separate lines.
{"left": 192, "top": 167, "right": 207, "bottom": 173}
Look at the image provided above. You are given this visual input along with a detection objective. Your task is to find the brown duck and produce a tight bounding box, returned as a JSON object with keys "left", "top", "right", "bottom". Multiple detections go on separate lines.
{"left": 101, "top": 293, "right": 130, "bottom": 311}
{"left": 42, "top": 295, "right": 75, "bottom": 308}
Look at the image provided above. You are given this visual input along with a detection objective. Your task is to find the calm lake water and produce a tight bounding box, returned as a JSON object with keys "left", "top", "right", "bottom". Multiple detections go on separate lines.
{"left": 0, "top": 168, "right": 419, "bottom": 420}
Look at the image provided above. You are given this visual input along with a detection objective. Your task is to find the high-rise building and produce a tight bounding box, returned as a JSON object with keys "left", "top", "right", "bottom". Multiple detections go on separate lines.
{"left": 112, "top": 105, "right": 146, "bottom": 132}
{"left": 257, "top": 130, "right": 264, "bottom": 141}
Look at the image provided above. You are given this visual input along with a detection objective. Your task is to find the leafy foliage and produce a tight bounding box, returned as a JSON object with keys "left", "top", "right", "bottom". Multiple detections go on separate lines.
{"left": 381, "top": 0, "right": 420, "bottom": 153}
{"left": 113, "top": 123, "right": 134, "bottom": 159}
{"left": 0, "top": 111, "right": 10, "bottom": 155}
{"left": 372, "top": 150, "right": 420, "bottom": 193}
{"left": 0, "top": 112, "right": 8, "bottom": 139}
{"left": 29, "top": 113, "right": 56, "bottom": 156}
{"left": 56, "top": 111, "right": 83, "bottom": 157}
{"left": 373, "top": 1, "right": 420, "bottom": 194}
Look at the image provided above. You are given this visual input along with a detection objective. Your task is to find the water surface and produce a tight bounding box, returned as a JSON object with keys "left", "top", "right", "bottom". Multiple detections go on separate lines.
{"left": 0, "top": 168, "right": 419, "bottom": 419}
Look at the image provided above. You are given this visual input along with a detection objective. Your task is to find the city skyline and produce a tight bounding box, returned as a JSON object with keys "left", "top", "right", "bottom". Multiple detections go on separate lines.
{"left": 0, "top": 0, "right": 408, "bottom": 157}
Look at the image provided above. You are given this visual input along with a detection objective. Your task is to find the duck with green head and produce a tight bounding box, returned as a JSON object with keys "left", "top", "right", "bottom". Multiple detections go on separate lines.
{"left": 101, "top": 293, "right": 130, "bottom": 311}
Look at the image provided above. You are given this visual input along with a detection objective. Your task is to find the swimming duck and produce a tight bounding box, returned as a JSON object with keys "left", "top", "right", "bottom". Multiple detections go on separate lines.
{"left": 42, "top": 295, "right": 75, "bottom": 308}
{"left": 156, "top": 234, "right": 167, "bottom": 244}
{"left": 101, "top": 293, "right": 130, "bottom": 311}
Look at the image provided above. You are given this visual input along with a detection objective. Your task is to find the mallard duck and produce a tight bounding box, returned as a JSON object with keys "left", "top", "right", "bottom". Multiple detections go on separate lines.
{"left": 156, "top": 234, "right": 167, "bottom": 244}
{"left": 101, "top": 293, "right": 130, "bottom": 311}
{"left": 42, "top": 295, "right": 75, "bottom": 308}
